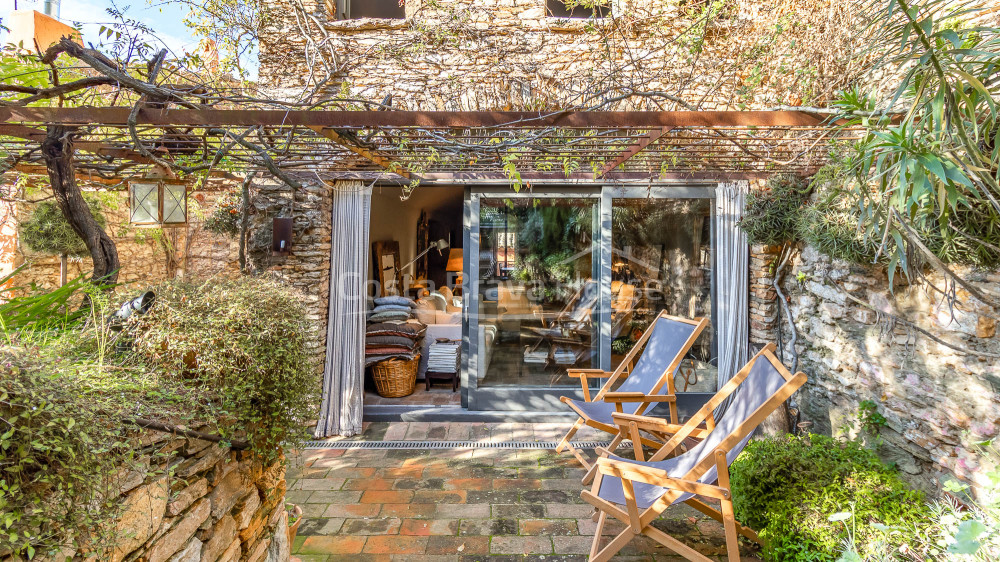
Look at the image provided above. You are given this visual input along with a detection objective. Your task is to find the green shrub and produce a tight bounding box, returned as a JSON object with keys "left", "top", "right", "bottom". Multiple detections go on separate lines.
{"left": 19, "top": 199, "right": 106, "bottom": 257}
{"left": 203, "top": 189, "right": 243, "bottom": 237}
{"left": 134, "top": 276, "right": 320, "bottom": 461}
{"left": 730, "top": 434, "right": 927, "bottom": 561}
{"left": 737, "top": 175, "right": 810, "bottom": 247}
{"left": 0, "top": 348, "right": 202, "bottom": 558}
{"left": 0, "top": 276, "right": 317, "bottom": 558}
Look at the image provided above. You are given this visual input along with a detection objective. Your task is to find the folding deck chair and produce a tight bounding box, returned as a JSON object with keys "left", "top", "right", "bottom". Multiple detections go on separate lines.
{"left": 582, "top": 343, "right": 807, "bottom": 562}
{"left": 555, "top": 312, "right": 709, "bottom": 474}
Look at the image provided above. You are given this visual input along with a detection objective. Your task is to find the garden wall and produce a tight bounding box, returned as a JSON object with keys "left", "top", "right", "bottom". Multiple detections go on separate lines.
{"left": 14, "top": 431, "right": 291, "bottom": 562}
{"left": 2, "top": 188, "right": 238, "bottom": 292}
{"left": 755, "top": 245, "right": 1000, "bottom": 493}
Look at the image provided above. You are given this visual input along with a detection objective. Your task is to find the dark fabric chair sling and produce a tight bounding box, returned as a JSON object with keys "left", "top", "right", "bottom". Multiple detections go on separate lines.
{"left": 581, "top": 343, "right": 807, "bottom": 562}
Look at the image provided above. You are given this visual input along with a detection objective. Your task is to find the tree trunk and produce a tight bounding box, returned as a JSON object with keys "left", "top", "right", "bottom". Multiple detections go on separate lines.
{"left": 41, "top": 126, "right": 120, "bottom": 284}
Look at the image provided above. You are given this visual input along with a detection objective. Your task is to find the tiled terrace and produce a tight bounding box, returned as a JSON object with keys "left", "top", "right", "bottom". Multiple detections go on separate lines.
{"left": 287, "top": 422, "right": 759, "bottom": 561}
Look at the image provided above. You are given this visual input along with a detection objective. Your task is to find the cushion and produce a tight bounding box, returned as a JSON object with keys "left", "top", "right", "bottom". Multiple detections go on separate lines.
{"left": 439, "top": 286, "right": 454, "bottom": 304}
{"left": 374, "top": 295, "right": 415, "bottom": 308}
{"left": 373, "top": 304, "right": 412, "bottom": 313}
{"left": 367, "top": 322, "right": 422, "bottom": 335}
{"left": 366, "top": 335, "right": 418, "bottom": 348}
{"left": 421, "top": 293, "right": 448, "bottom": 312}
{"left": 369, "top": 310, "right": 410, "bottom": 323}
{"left": 365, "top": 345, "right": 416, "bottom": 354}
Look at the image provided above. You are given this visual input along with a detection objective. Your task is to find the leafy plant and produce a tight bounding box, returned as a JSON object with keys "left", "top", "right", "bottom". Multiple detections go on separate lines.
{"left": 730, "top": 434, "right": 927, "bottom": 561}
{"left": 19, "top": 199, "right": 106, "bottom": 258}
{"left": 737, "top": 174, "right": 811, "bottom": 247}
{"left": 133, "top": 276, "right": 319, "bottom": 460}
{"left": 203, "top": 188, "right": 243, "bottom": 237}
{"left": 833, "top": 0, "right": 1000, "bottom": 286}
{"left": 834, "top": 443, "right": 1000, "bottom": 561}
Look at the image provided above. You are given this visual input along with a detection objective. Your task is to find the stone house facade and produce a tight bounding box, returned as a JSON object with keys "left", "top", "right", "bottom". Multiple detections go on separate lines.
{"left": 243, "top": 0, "right": 1000, "bottom": 492}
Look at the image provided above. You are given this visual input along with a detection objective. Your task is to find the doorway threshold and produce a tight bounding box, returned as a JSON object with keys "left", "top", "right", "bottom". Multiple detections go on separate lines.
{"left": 363, "top": 405, "right": 579, "bottom": 423}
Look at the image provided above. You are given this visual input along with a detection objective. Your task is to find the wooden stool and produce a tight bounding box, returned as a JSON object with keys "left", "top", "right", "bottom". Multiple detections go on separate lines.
{"left": 425, "top": 370, "right": 459, "bottom": 392}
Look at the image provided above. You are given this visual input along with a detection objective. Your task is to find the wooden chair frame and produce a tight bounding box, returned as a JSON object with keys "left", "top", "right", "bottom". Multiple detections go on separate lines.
{"left": 555, "top": 312, "right": 709, "bottom": 476}
{"left": 581, "top": 344, "right": 807, "bottom": 562}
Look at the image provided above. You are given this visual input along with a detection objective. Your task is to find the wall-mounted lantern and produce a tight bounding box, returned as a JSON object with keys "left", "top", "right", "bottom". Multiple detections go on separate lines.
{"left": 272, "top": 217, "right": 293, "bottom": 256}
{"left": 129, "top": 180, "right": 188, "bottom": 226}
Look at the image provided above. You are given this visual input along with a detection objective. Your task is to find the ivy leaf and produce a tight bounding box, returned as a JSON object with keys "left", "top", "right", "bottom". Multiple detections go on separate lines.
{"left": 948, "top": 520, "right": 986, "bottom": 554}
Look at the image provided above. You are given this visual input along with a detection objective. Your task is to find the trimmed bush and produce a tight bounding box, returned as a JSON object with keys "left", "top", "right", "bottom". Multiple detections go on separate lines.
{"left": 730, "top": 434, "right": 927, "bottom": 561}
{"left": 134, "top": 276, "right": 320, "bottom": 460}
{"left": 19, "top": 199, "right": 106, "bottom": 257}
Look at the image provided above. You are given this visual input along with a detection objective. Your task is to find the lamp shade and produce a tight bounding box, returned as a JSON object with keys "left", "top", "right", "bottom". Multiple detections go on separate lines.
{"left": 446, "top": 248, "right": 463, "bottom": 272}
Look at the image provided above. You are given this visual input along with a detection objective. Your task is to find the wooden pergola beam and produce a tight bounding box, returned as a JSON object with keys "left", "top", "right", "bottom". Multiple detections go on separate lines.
{"left": 308, "top": 126, "right": 413, "bottom": 180}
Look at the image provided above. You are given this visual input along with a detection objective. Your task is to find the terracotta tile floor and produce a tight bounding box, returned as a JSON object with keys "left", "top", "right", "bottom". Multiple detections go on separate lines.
{"left": 288, "top": 422, "right": 761, "bottom": 561}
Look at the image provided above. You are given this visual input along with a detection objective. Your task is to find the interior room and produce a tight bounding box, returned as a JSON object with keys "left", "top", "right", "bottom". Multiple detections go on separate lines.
{"left": 366, "top": 185, "right": 465, "bottom": 406}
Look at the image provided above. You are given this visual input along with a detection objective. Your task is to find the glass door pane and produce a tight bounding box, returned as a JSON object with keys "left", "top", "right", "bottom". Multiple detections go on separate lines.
{"left": 476, "top": 196, "right": 598, "bottom": 388}
{"left": 611, "top": 198, "right": 715, "bottom": 391}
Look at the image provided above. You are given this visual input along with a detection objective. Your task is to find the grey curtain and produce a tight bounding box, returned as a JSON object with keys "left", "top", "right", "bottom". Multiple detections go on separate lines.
{"left": 315, "top": 181, "right": 371, "bottom": 438}
{"left": 713, "top": 181, "right": 750, "bottom": 396}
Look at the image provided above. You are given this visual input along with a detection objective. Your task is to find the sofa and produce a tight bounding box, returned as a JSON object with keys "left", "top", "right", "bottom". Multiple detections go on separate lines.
{"left": 414, "top": 290, "right": 462, "bottom": 379}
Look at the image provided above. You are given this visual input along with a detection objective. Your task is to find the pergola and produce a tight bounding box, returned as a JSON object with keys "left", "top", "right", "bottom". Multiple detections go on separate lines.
{"left": 0, "top": 107, "right": 851, "bottom": 185}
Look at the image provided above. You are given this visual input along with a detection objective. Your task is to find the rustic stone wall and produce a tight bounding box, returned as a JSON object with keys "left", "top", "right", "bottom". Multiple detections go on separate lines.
{"left": 766, "top": 245, "right": 1000, "bottom": 493}
{"left": 103, "top": 433, "right": 290, "bottom": 562}
{"left": 258, "top": 0, "right": 857, "bottom": 111}
{"left": 6, "top": 188, "right": 238, "bottom": 291}
{"left": 6, "top": 432, "right": 291, "bottom": 562}
{"left": 250, "top": 177, "right": 333, "bottom": 364}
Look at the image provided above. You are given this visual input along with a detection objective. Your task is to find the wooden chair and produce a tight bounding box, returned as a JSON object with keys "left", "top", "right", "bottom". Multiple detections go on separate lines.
{"left": 582, "top": 343, "right": 807, "bottom": 562}
{"left": 555, "top": 312, "right": 709, "bottom": 476}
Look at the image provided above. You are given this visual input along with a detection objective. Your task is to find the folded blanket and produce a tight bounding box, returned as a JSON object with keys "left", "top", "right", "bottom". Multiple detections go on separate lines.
{"left": 374, "top": 295, "right": 416, "bottom": 308}
{"left": 366, "top": 335, "right": 418, "bottom": 348}
{"left": 365, "top": 345, "right": 417, "bottom": 355}
{"left": 368, "top": 310, "right": 411, "bottom": 323}
{"left": 373, "top": 304, "right": 412, "bottom": 313}
{"left": 367, "top": 322, "right": 424, "bottom": 336}
{"left": 365, "top": 353, "right": 416, "bottom": 367}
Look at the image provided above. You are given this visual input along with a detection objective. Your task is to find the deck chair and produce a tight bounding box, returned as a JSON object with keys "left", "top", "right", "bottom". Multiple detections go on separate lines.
{"left": 582, "top": 343, "right": 807, "bottom": 562}
{"left": 555, "top": 312, "right": 709, "bottom": 474}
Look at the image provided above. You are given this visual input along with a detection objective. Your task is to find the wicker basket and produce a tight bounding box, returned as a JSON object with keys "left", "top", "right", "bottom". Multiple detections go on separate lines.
{"left": 371, "top": 354, "right": 419, "bottom": 398}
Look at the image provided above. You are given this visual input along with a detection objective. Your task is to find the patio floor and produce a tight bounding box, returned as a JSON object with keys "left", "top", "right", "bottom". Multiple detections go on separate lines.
{"left": 287, "top": 422, "right": 760, "bottom": 561}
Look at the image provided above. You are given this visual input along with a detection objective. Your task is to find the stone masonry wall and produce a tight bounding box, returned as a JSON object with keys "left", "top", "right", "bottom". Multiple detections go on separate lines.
{"left": 756, "top": 245, "right": 1000, "bottom": 493}
{"left": 250, "top": 177, "right": 334, "bottom": 365}
{"left": 5, "top": 431, "right": 290, "bottom": 562}
{"left": 258, "top": 0, "right": 857, "bottom": 111}
{"left": 5, "top": 188, "right": 239, "bottom": 292}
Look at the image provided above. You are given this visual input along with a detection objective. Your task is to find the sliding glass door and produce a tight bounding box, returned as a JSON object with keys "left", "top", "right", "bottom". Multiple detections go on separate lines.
{"left": 462, "top": 185, "right": 716, "bottom": 410}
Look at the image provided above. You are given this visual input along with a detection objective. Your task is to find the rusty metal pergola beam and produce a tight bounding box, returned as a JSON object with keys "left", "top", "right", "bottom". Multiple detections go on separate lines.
{"left": 1, "top": 107, "right": 829, "bottom": 128}
{"left": 308, "top": 126, "right": 415, "bottom": 180}
{"left": 596, "top": 127, "right": 674, "bottom": 179}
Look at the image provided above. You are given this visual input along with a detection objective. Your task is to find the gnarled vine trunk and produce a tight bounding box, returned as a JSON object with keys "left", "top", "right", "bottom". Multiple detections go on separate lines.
{"left": 41, "top": 126, "right": 120, "bottom": 284}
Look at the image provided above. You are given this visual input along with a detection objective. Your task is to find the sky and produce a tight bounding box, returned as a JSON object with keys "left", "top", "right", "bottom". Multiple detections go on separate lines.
{"left": 1, "top": 0, "right": 204, "bottom": 65}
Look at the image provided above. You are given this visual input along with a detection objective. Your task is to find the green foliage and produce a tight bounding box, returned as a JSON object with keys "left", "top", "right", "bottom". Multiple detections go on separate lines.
{"left": 833, "top": 0, "right": 1000, "bottom": 283}
{"left": 19, "top": 199, "right": 106, "bottom": 258}
{"left": 0, "top": 269, "right": 91, "bottom": 337}
{"left": 836, "top": 443, "right": 1000, "bottom": 561}
{"left": 738, "top": 175, "right": 811, "bottom": 246}
{"left": 730, "top": 434, "right": 927, "bottom": 561}
{"left": 134, "top": 276, "right": 319, "bottom": 461}
{"left": 0, "top": 276, "right": 315, "bottom": 557}
{"left": 203, "top": 189, "right": 243, "bottom": 237}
